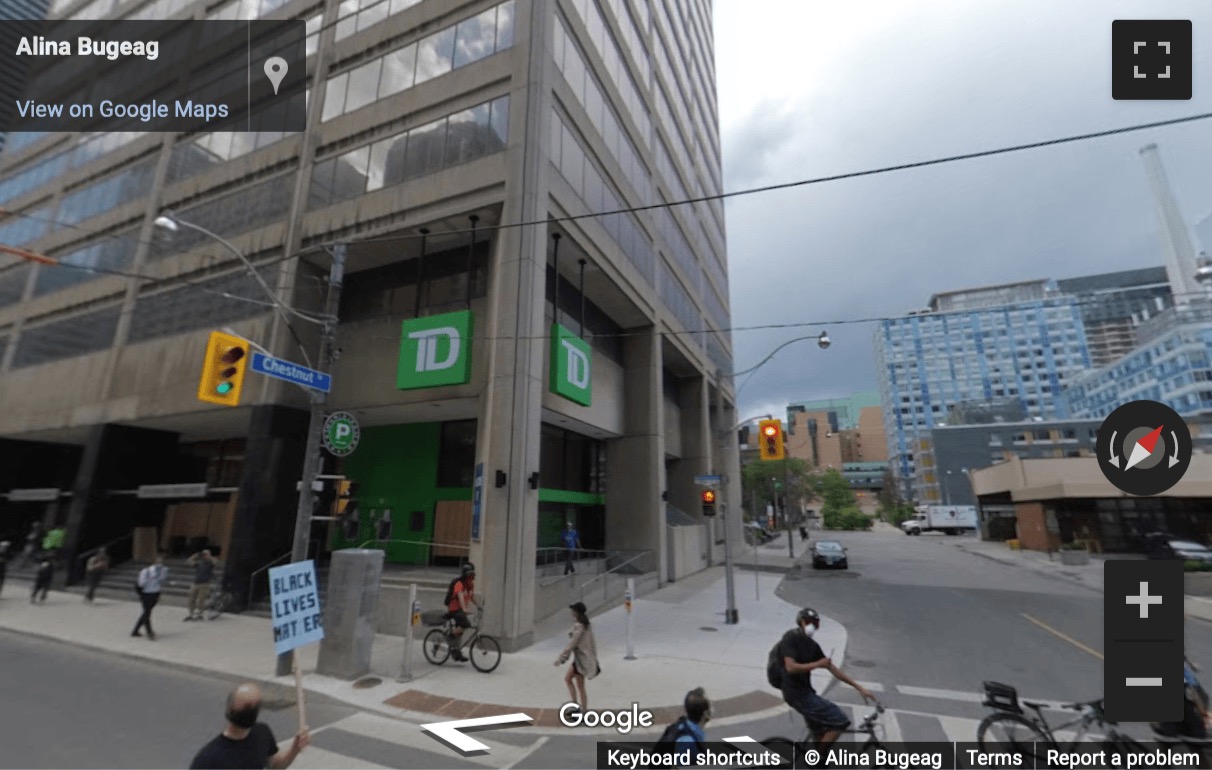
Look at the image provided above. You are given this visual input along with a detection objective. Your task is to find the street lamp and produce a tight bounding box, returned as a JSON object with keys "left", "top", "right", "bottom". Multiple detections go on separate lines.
{"left": 156, "top": 211, "right": 346, "bottom": 677}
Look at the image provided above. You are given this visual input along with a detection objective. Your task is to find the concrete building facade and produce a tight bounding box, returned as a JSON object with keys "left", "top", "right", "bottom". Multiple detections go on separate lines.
{"left": 0, "top": 0, "right": 736, "bottom": 649}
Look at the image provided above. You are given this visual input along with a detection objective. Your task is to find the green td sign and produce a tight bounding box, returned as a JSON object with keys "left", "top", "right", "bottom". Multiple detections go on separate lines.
{"left": 550, "top": 324, "right": 592, "bottom": 406}
{"left": 397, "top": 310, "right": 474, "bottom": 390}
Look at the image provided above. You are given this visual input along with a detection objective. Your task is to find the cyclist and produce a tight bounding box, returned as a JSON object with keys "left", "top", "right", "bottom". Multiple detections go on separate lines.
{"left": 446, "top": 563, "right": 478, "bottom": 662}
{"left": 779, "top": 607, "right": 876, "bottom": 749}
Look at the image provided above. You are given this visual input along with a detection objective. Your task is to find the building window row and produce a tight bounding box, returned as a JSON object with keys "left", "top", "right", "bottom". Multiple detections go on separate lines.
{"left": 126, "top": 266, "right": 276, "bottom": 344}
{"left": 0, "top": 203, "right": 53, "bottom": 247}
{"left": 35, "top": 230, "right": 139, "bottom": 298}
{"left": 549, "top": 110, "right": 655, "bottom": 285}
{"left": 9, "top": 303, "right": 121, "bottom": 370}
{"left": 596, "top": 0, "right": 650, "bottom": 89}
{"left": 322, "top": 2, "right": 514, "bottom": 123}
{"left": 152, "top": 175, "right": 293, "bottom": 260}
{"left": 658, "top": 258, "right": 700, "bottom": 338}
{"left": 561, "top": 0, "right": 651, "bottom": 150}
{"left": 127, "top": 0, "right": 195, "bottom": 20}
{"left": 310, "top": 95, "right": 509, "bottom": 209}
{"left": 553, "top": 15, "right": 651, "bottom": 205}
{"left": 334, "top": 0, "right": 423, "bottom": 42}
{"left": 56, "top": 156, "right": 158, "bottom": 227}
{"left": 339, "top": 240, "right": 490, "bottom": 325}
{"left": 707, "top": 331, "right": 731, "bottom": 373}
{"left": 0, "top": 131, "right": 148, "bottom": 207}
{"left": 0, "top": 265, "right": 30, "bottom": 309}
{"left": 165, "top": 111, "right": 305, "bottom": 187}
{"left": 209, "top": 0, "right": 294, "bottom": 21}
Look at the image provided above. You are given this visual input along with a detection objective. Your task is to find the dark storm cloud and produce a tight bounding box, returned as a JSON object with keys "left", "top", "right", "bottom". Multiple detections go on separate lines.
{"left": 715, "top": 0, "right": 1212, "bottom": 416}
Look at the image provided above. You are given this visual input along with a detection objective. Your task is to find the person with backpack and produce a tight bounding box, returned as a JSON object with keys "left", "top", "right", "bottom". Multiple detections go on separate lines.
{"left": 654, "top": 688, "right": 710, "bottom": 765}
{"left": 768, "top": 607, "right": 875, "bottom": 750}
{"left": 555, "top": 601, "right": 600, "bottom": 711}
{"left": 444, "top": 563, "right": 478, "bottom": 662}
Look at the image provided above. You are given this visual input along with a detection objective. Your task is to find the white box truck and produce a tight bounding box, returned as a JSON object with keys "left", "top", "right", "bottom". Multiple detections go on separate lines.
{"left": 901, "top": 505, "right": 978, "bottom": 536}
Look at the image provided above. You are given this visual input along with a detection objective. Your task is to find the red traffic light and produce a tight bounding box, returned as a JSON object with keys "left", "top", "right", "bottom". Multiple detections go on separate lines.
{"left": 701, "top": 490, "right": 716, "bottom": 504}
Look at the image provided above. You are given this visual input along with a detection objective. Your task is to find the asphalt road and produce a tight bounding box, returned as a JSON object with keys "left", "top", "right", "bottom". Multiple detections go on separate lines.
{"left": 4, "top": 530, "right": 1208, "bottom": 768}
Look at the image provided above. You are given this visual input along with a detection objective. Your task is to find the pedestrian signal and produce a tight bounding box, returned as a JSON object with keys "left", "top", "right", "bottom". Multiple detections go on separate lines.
{"left": 701, "top": 488, "right": 717, "bottom": 517}
{"left": 758, "top": 419, "right": 785, "bottom": 461}
{"left": 334, "top": 479, "right": 357, "bottom": 516}
{"left": 197, "top": 331, "right": 248, "bottom": 407}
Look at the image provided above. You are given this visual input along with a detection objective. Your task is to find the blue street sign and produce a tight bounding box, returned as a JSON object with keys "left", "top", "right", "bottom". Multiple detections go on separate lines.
{"left": 471, "top": 463, "right": 484, "bottom": 542}
{"left": 250, "top": 351, "right": 332, "bottom": 393}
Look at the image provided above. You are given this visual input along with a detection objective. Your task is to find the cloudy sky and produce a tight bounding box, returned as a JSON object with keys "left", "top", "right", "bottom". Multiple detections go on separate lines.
{"left": 713, "top": 0, "right": 1212, "bottom": 421}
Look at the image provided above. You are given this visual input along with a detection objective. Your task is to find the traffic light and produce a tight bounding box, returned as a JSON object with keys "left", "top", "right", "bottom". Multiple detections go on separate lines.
{"left": 334, "top": 480, "right": 357, "bottom": 516}
{"left": 197, "top": 331, "right": 248, "bottom": 407}
{"left": 314, "top": 480, "right": 337, "bottom": 517}
{"left": 701, "top": 488, "right": 717, "bottom": 517}
{"left": 758, "top": 419, "right": 785, "bottom": 461}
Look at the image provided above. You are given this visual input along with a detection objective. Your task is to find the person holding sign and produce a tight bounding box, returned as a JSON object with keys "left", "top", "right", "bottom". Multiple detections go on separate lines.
{"left": 188, "top": 682, "right": 310, "bottom": 769}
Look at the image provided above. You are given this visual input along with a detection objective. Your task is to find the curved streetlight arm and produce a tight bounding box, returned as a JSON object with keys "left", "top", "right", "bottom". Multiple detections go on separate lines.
{"left": 717, "top": 413, "right": 774, "bottom": 439}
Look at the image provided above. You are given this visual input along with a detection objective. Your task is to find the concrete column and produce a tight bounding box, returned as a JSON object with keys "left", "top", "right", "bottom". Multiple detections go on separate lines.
{"left": 604, "top": 326, "right": 666, "bottom": 583}
{"left": 316, "top": 548, "right": 385, "bottom": 680}
{"left": 468, "top": 0, "right": 552, "bottom": 651}
{"left": 58, "top": 424, "right": 180, "bottom": 585}
{"left": 667, "top": 376, "right": 709, "bottom": 520}
{"left": 227, "top": 404, "right": 309, "bottom": 610}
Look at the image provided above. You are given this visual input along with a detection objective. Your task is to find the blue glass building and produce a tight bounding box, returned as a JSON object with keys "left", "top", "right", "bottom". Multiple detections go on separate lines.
{"left": 875, "top": 280, "right": 1093, "bottom": 501}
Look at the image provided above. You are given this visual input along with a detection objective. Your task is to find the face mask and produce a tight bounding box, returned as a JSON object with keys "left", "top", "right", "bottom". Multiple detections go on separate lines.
{"left": 227, "top": 705, "right": 260, "bottom": 729}
{"left": 802, "top": 624, "right": 817, "bottom": 638}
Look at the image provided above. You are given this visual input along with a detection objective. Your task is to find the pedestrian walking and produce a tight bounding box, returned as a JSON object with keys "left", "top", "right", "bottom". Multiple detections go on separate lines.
{"left": 555, "top": 601, "right": 599, "bottom": 710}
{"left": 20, "top": 522, "right": 41, "bottom": 567}
{"left": 185, "top": 549, "right": 217, "bottom": 621}
{"left": 132, "top": 553, "right": 168, "bottom": 640}
{"left": 0, "top": 541, "right": 10, "bottom": 599}
{"left": 84, "top": 548, "right": 109, "bottom": 602}
{"left": 799, "top": 526, "right": 809, "bottom": 542}
{"left": 31, "top": 558, "right": 53, "bottom": 603}
{"left": 189, "top": 682, "right": 310, "bottom": 769}
{"left": 562, "top": 520, "right": 582, "bottom": 575}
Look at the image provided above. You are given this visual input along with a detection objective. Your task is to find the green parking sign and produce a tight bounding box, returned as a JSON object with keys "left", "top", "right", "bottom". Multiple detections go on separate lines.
{"left": 323, "top": 412, "right": 360, "bottom": 456}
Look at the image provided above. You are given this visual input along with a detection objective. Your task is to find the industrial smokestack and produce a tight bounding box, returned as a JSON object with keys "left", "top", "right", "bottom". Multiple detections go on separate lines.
{"left": 1140, "top": 144, "right": 1201, "bottom": 305}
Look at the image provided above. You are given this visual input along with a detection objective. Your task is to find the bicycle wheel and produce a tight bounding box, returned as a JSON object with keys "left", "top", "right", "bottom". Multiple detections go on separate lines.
{"left": 205, "top": 592, "right": 231, "bottom": 621}
{"left": 424, "top": 629, "right": 451, "bottom": 665}
{"left": 977, "top": 712, "right": 1049, "bottom": 755}
{"left": 468, "top": 634, "right": 502, "bottom": 673}
{"left": 758, "top": 738, "right": 798, "bottom": 769}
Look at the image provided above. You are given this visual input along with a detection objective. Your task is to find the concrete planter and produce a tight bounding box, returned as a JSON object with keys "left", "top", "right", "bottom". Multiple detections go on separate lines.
{"left": 1059, "top": 550, "right": 1090, "bottom": 566}
{"left": 1184, "top": 571, "right": 1212, "bottom": 597}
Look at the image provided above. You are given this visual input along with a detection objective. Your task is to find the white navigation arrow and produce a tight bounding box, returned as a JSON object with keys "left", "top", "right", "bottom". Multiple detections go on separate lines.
{"left": 1169, "top": 431, "right": 1181, "bottom": 468}
{"left": 420, "top": 713, "right": 533, "bottom": 754}
{"left": 1124, "top": 441, "right": 1152, "bottom": 470}
{"left": 1107, "top": 431, "right": 1120, "bottom": 469}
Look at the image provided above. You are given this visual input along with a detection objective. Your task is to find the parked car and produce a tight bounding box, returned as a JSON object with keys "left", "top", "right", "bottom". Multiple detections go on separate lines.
{"left": 811, "top": 540, "right": 848, "bottom": 570}
{"left": 1145, "top": 533, "right": 1212, "bottom": 563}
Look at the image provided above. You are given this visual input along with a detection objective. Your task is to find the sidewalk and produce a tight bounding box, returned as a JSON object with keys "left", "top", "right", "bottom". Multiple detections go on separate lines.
{"left": 733, "top": 528, "right": 813, "bottom": 572}
{"left": 942, "top": 537, "right": 1212, "bottom": 623}
{"left": 0, "top": 561, "right": 838, "bottom": 732}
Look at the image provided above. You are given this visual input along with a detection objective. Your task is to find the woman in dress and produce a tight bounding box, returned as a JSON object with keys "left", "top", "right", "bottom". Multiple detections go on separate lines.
{"left": 555, "top": 601, "right": 600, "bottom": 711}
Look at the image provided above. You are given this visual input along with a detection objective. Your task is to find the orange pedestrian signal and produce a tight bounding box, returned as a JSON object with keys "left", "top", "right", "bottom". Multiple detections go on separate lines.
{"left": 758, "top": 419, "right": 785, "bottom": 461}
{"left": 701, "top": 488, "right": 717, "bottom": 516}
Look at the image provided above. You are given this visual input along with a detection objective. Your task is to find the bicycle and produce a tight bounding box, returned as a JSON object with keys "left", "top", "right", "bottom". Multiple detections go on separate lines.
{"left": 423, "top": 605, "right": 502, "bottom": 673}
{"left": 976, "top": 681, "right": 1146, "bottom": 756}
{"left": 762, "top": 699, "right": 885, "bottom": 766}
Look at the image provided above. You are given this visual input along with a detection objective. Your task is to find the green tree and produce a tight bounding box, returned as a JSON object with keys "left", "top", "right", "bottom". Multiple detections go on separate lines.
{"left": 741, "top": 457, "right": 818, "bottom": 522}
{"left": 816, "top": 468, "right": 857, "bottom": 517}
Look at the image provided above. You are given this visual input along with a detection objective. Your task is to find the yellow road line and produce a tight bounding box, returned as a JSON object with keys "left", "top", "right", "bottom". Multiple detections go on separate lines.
{"left": 1021, "top": 613, "right": 1104, "bottom": 661}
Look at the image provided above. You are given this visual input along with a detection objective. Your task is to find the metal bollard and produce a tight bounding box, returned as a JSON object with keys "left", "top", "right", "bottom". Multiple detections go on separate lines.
{"left": 398, "top": 583, "right": 419, "bottom": 682}
{"left": 624, "top": 577, "right": 636, "bottom": 660}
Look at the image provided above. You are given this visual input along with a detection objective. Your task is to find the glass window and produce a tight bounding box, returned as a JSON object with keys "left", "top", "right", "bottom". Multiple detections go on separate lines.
{"left": 366, "top": 138, "right": 393, "bottom": 192}
{"left": 379, "top": 44, "right": 417, "bottom": 99}
{"left": 308, "top": 158, "right": 337, "bottom": 208}
{"left": 496, "top": 1, "right": 515, "bottom": 49}
{"left": 322, "top": 73, "right": 348, "bottom": 122}
{"left": 404, "top": 117, "right": 448, "bottom": 179}
{"left": 453, "top": 8, "right": 497, "bottom": 69}
{"left": 489, "top": 96, "right": 509, "bottom": 149}
{"left": 12, "top": 305, "right": 121, "bottom": 369}
{"left": 445, "top": 103, "right": 491, "bottom": 166}
{"left": 344, "top": 58, "right": 383, "bottom": 114}
{"left": 415, "top": 27, "right": 456, "bottom": 84}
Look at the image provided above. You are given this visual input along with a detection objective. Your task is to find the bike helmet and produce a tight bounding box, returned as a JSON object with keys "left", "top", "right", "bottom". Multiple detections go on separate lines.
{"left": 797, "top": 607, "right": 820, "bottom": 625}
{"left": 461, "top": 562, "right": 476, "bottom": 576}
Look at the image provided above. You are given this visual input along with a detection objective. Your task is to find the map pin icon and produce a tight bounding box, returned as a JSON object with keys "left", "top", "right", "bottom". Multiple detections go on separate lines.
{"left": 264, "top": 57, "right": 288, "bottom": 95}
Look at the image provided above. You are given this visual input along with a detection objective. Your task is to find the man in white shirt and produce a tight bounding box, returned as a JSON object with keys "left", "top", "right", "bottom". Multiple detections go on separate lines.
{"left": 133, "top": 553, "right": 168, "bottom": 640}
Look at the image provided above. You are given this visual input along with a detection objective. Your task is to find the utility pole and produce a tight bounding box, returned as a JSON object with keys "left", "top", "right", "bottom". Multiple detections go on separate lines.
{"left": 712, "top": 367, "right": 738, "bottom": 625}
{"left": 784, "top": 459, "right": 793, "bottom": 559}
{"left": 277, "top": 243, "right": 345, "bottom": 676}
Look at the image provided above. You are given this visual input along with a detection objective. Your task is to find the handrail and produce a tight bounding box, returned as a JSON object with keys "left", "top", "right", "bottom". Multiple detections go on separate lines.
{"left": 76, "top": 532, "right": 133, "bottom": 563}
{"left": 355, "top": 537, "right": 471, "bottom": 552}
{"left": 536, "top": 549, "right": 611, "bottom": 587}
{"left": 247, "top": 549, "right": 292, "bottom": 606}
{"left": 578, "top": 550, "right": 653, "bottom": 592}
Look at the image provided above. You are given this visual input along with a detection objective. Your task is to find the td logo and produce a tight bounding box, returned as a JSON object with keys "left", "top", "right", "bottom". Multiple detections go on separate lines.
{"left": 397, "top": 310, "right": 474, "bottom": 390}
{"left": 550, "top": 324, "right": 592, "bottom": 406}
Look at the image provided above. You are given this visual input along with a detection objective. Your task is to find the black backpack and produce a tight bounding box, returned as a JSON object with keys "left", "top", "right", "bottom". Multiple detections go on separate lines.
{"left": 443, "top": 578, "right": 461, "bottom": 607}
{"left": 767, "top": 641, "right": 784, "bottom": 689}
{"left": 654, "top": 717, "right": 704, "bottom": 754}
